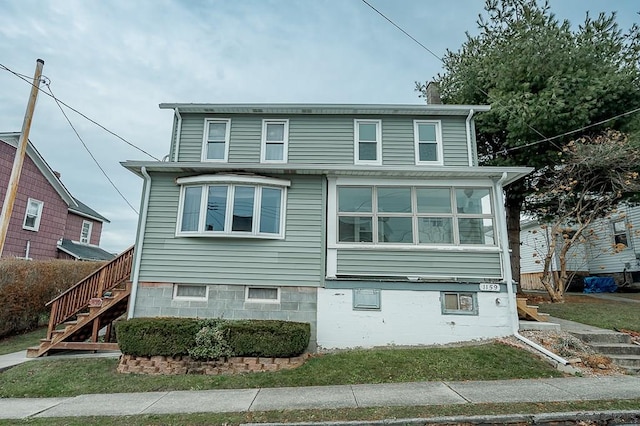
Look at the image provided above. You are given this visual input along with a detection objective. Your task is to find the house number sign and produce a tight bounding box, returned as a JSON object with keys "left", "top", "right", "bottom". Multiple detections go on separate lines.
{"left": 478, "top": 283, "right": 500, "bottom": 292}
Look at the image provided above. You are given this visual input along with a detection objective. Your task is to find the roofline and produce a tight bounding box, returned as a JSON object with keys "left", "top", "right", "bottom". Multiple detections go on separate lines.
{"left": 0, "top": 132, "right": 76, "bottom": 207}
{"left": 159, "top": 103, "right": 491, "bottom": 116}
{"left": 56, "top": 243, "right": 81, "bottom": 260}
{"left": 121, "top": 161, "right": 532, "bottom": 186}
{"left": 68, "top": 207, "right": 110, "bottom": 223}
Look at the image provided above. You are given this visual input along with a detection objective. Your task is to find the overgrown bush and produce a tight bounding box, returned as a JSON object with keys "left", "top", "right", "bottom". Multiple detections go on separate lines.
{"left": 116, "top": 317, "right": 310, "bottom": 359}
{"left": 0, "top": 259, "right": 104, "bottom": 338}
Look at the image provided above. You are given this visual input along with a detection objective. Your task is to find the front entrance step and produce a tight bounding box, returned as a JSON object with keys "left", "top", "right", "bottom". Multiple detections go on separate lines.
{"left": 26, "top": 342, "right": 119, "bottom": 357}
{"left": 568, "top": 331, "right": 631, "bottom": 344}
{"left": 519, "top": 320, "right": 561, "bottom": 332}
{"left": 569, "top": 330, "right": 640, "bottom": 374}
{"left": 589, "top": 343, "right": 640, "bottom": 356}
{"left": 609, "top": 354, "right": 640, "bottom": 368}
{"left": 516, "top": 297, "right": 549, "bottom": 322}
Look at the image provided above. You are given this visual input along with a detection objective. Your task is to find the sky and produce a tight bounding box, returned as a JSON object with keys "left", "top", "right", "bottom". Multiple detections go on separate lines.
{"left": 1, "top": 0, "right": 638, "bottom": 254}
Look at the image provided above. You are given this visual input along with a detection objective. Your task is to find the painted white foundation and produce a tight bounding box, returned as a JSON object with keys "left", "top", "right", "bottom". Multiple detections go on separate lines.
{"left": 317, "top": 288, "right": 513, "bottom": 349}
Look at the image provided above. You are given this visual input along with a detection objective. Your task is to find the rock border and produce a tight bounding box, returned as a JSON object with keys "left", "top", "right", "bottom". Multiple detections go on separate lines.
{"left": 117, "top": 353, "right": 311, "bottom": 375}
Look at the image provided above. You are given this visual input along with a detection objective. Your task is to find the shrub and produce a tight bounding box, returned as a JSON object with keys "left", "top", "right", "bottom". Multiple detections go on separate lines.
{"left": 116, "top": 317, "right": 202, "bottom": 357}
{"left": 116, "top": 317, "right": 310, "bottom": 359}
{"left": 226, "top": 320, "right": 310, "bottom": 358}
{"left": 0, "top": 259, "right": 104, "bottom": 338}
{"left": 188, "top": 319, "right": 234, "bottom": 360}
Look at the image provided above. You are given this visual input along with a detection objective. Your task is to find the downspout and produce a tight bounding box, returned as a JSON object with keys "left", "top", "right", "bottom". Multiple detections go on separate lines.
{"left": 465, "top": 109, "right": 475, "bottom": 167}
{"left": 172, "top": 108, "right": 182, "bottom": 162}
{"left": 494, "top": 172, "right": 568, "bottom": 365}
{"left": 127, "top": 166, "right": 152, "bottom": 319}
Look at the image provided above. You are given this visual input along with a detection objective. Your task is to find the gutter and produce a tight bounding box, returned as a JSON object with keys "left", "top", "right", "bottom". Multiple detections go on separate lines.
{"left": 127, "top": 166, "right": 152, "bottom": 319}
{"left": 494, "top": 172, "right": 568, "bottom": 366}
{"left": 172, "top": 108, "right": 182, "bottom": 162}
{"left": 465, "top": 108, "right": 475, "bottom": 167}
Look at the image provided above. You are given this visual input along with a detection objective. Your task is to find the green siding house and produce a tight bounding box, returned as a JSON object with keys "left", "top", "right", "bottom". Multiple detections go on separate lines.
{"left": 122, "top": 103, "right": 531, "bottom": 349}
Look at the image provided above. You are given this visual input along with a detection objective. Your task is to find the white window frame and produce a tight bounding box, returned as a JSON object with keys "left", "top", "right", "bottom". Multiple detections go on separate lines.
{"left": 334, "top": 184, "right": 496, "bottom": 247}
{"left": 201, "top": 118, "right": 231, "bottom": 162}
{"left": 245, "top": 286, "right": 280, "bottom": 304}
{"left": 261, "top": 119, "right": 289, "bottom": 163}
{"left": 414, "top": 120, "right": 443, "bottom": 165}
{"left": 173, "top": 284, "right": 209, "bottom": 301}
{"left": 80, "top": 220, "right": 93, "bottom": 244}
{"left": 612, "top": 218, "right": 630, "bottom": 248}
{"left": 176, "top": 174, "right": 290, "bottom": 239}
{"left": 22, "top": 198, "right": 44, "bottom": 231}
{"left": 441, "top": 292, "right": 478, "bottom": 315}
{"left": 354, "top": 119, "right": 382, "bottom": 165}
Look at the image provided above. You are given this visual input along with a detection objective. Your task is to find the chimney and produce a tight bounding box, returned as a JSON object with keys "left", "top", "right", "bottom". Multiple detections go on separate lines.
{"left": 425, "top": 82, "right": 441, "bottom": 105}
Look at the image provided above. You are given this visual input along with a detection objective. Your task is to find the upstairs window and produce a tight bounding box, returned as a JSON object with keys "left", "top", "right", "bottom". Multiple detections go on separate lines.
{"left": 202, "top": 118, "right": 231, "bottom": 161}
{"left": 414, "top": 120, "right": 443, "bottom": 165}
{"left": 261, "top": 120, "right": 289, "bottom": 163}
{"left": 80, "top": 220, "right": 93, "bottom": 244}
{"left": 23, "top": 198, "right": 44, "bottom": 231}
{"left": 354, "top": 119, "right": 382, "bottom": 165}
{"left": 612, "top": 219, "right": 630, "bottom": 249}
{"left": 337, "top": 186, "right": 495, "bottom": 246}
{"left": 177, "top": 175, "right": 289, "bottom": 238}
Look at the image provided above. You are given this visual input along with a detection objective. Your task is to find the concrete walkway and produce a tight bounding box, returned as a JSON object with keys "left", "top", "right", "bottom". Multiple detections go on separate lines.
{"left": 1, "top": 376, "right": 639, "bottom": 420}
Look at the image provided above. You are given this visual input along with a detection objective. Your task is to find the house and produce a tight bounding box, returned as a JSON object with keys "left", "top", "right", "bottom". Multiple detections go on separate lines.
{"left": 520, "top": 205, "right": 640, "bottom": 290}
{"left": 122, "top": 103, "right": 532, "bottom": 350}
{"left": 0, "top": 132, "right": 114, "bottom": 261}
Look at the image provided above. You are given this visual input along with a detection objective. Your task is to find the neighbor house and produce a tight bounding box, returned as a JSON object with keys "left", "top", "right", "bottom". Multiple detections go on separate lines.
{"left": 520, "top": 206, "right": 640, "bottom": 290}
{"left": 0, "top": 132, "right": 113, "bottom": 261}
{"left": 122, "top": 103, "right": 532, "bottom": 350}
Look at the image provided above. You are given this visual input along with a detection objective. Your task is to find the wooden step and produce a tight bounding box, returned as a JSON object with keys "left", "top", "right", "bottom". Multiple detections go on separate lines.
{"left": 517, "top": 297, "right": 548, "bottom": 322}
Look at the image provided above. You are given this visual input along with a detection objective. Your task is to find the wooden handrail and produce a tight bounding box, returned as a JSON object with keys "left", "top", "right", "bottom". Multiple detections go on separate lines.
{"left": 45, "top": 245, "right": 135, "bottom": 340}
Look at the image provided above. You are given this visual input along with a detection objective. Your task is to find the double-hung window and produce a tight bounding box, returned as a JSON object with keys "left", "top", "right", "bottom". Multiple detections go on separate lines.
{"left": 261, "top": 119, "right": 289, "bottom": 163}
{"left": 354, "top": 119, "right": 382, "bottom": 165}
{"left": 612, "top": 219, "right": 630, "bottom": 248}
{"left": 337, "top": 186, "right": 495, "bottom": 246}
{"left": 414, "top": 120, "right": 443, "bottom": 165}
{"left": 202, "top": 118, "right": 231, "bottom": 161}
{"left": 80, "top": 220, "right": 93, "bottom": 244}
{"left": 23, "top": 198, "right": 44, "bottom": 231}
{"left": 177, "top": 175, "right": 289, "bottom": 238}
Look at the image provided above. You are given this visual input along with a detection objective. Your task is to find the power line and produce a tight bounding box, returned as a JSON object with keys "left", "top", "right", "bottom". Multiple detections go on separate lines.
{"left": 45, "top": 80, "right": 139, "bottom": 215}
{"left": 0, "top": 63, "right": 160, "bottom": 161}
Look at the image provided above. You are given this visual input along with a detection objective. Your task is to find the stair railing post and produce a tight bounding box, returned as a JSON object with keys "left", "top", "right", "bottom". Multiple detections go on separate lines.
{"left": 46, "top": 300, "right": 58, "bottom": 340}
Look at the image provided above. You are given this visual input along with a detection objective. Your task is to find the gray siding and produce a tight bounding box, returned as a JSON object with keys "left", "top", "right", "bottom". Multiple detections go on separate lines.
{"left": 138, "top": 173, "right": 324, "bottom": 286}
{"left": 586, "top": 206, "right": 640, "bottom": 274}
{"left": 176, "top": 114, "right": 471, "bottom": 166}
{"left": 337, "top": 249, "right": 502, "bottom": 279}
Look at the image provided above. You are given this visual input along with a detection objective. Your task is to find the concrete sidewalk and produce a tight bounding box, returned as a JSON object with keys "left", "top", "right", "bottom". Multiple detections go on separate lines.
{"left": 0, "top": 376, "right": 639, "bottom": 420}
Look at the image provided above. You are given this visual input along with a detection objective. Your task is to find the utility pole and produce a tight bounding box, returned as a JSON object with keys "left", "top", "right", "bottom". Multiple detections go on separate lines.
{"left": 0, "top": 59, "right": 44, "bottom": 258}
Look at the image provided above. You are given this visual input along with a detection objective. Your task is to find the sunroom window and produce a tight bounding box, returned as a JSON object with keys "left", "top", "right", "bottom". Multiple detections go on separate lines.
{"left": 337, "top": 185, "right": 495, "bottom": 246}
{"left": 177, "top": 175, "right": 289, "bottom": 238}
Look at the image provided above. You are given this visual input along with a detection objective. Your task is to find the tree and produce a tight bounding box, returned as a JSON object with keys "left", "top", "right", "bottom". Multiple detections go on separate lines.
{"left": 416, "top": 0, "right": 640, "bottom": 291}
{"left": 527, "top": 130, "right": 640, "bottom": 302}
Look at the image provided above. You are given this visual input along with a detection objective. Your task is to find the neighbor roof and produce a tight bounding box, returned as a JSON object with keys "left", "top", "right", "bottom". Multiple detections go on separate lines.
{"left": 57, "top": 239, "right": 115, "bottom": 261}
{"left": 69, "top": 197, "right": 110, "bottom": 223}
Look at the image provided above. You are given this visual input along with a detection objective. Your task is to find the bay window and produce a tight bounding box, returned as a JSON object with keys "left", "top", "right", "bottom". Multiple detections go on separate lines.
{"left": 337, "top": 185, "right": 495, "bottom": 246}
{"left": 177, "top": 175, "right": 288, "bottom": 238}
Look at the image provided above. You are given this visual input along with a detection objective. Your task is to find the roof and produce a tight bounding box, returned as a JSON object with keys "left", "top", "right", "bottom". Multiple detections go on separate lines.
{"left": 57, "top": 239, "right": 115, "bottom": 261}
{"left": 69, "top": 197, "right": 110, "bottom": 223}
{"left": 121, "top": 161, "right": 533, "bottom": 186}
{"left": 0, "top": 132, "right": 76, "bottom": 206}
{"left": 159, "top": 103, "right": 491, "bottom": 116}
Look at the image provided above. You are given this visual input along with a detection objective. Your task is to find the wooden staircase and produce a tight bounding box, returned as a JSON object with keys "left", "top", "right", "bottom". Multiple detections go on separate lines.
{"left": 26, "top": 246, "right": 134, "bottom": 358}
{"left": 517, "top": 297, "right": 550, "bottom": 322}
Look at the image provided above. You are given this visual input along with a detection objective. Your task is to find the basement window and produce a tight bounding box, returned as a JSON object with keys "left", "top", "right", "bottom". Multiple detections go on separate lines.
{"left": 245, "top": 286, "right": 280, "bottom": 303}
{"left": 173, "top": 284, "right": 208, "bottom": 301}
{"left": 353, "top": 288, "right": 381, "bottom": 310}
{"left": 441, "top": 292, "right": 477, "bottom": 315}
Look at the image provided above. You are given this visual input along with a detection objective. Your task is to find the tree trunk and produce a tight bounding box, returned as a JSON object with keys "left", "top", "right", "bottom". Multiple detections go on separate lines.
{"left": 505, "top": 191, "right": 523, "bottom": 294}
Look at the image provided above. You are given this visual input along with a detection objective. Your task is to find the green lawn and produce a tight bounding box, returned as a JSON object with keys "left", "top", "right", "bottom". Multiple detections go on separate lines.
{"left": 538, "top": 294, "right": 640, "bottom": 332}
{"left": 0, "top": 342, "right": 562, "bottom": 398}
{"left": 0, "top": 327, "right": 46, "bottom": 355}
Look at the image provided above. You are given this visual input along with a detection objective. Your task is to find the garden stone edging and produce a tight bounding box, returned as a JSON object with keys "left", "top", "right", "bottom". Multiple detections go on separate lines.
{"left": 117, "top": 353, "right": 311, "bottom": 375}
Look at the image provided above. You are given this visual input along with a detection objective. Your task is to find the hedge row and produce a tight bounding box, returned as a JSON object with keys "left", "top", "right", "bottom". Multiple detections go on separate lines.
{"left": 116, "top": 317, "right": 310, "bottom": 359}
{"left": 0, "top": 259, "right": 104, "bottom": 338}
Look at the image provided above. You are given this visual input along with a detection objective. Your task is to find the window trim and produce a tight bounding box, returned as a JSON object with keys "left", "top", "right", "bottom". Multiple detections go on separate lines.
{"left": 441, "top": 291, "right": 478, "bottom": 315}
{"left": 354, "top": 119, "right": 382, "bottom": 165}
{"left": 175, "top": 174, "right": 290, "bottom": 239}
{"left": 173, "top": 284, "right": 209, "bottom": 301}
{"left": 245, "top": 286, "right": 280, "bottom": 304}
{"left": 261, "top": 119, "right": 289, "bottom": 163}
{"left": 414, "top": 120, "right": 444, "bottom": 165}
{"left": 612, "top": 218, "right": 631, "bottom": 249}
{"left": 80, "top": 220, "right": 93, "bottom": 244}
{"left": 201, "top": 118, "right": 231, "bottom": 162}
{"left": 22, "top": 198, "right": 44, "bottom": 231}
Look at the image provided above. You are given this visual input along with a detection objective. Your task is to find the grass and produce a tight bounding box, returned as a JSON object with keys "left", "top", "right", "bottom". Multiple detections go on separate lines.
{"left": 538, "top": 294, "right": 640, "bottom": 332}
{"left": 1, "top": 399, "right": 639, "bottom": 425}
{"left": 0, "top": 327, "right": 46, "bottom": 355}
{"left": 0, "top": 342, "right": 562, "bottom": 398}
